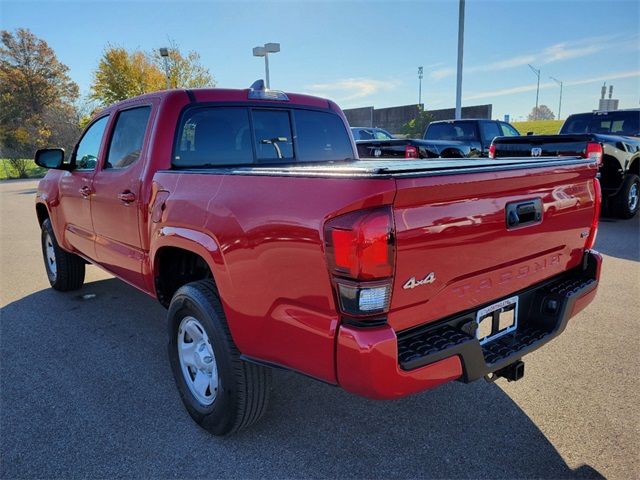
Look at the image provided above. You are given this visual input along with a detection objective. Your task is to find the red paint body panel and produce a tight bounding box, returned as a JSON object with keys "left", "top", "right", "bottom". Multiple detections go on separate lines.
{"left": 336, "top": 324, "right": 463, "bottom": 399}
{"left": 35, "top": 87, "right": 602, "bottom": 399}
{"left": 389, "top": 161, "right": 599, "bottom": 332}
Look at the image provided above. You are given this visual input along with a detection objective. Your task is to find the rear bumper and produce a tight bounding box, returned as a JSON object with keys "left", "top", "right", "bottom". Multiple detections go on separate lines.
{"left": 336, "top": 250, "right": 602, "bottom": 400}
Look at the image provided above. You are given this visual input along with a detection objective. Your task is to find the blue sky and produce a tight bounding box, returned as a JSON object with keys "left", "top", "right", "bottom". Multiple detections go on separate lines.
{"left": 2, "top": 0, "right": 639, "bottom": 120}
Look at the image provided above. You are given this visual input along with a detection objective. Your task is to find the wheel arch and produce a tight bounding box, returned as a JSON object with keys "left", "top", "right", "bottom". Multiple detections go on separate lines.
{"left": 35, "top": 202, "right": 50, "bottom": 226}
{"left": 628, "top": 155, "right": 640, "bottom": 176}
{"left": 151, "top": 227, "right": 229, "bottom": 308}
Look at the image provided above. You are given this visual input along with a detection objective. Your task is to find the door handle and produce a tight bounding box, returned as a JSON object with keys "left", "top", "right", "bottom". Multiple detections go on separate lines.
{"left": 118, "top": 191, "right": 136, "bottom": 203}
{"left": 79, "top": 186, "right": 92, "bottom": 197}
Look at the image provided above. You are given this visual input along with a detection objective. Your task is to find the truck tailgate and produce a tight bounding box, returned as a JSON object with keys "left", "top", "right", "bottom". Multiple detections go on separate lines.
{"left": 492, "top": 134, "right": 593, "bottom": 158}
{"left": 388, "top": 157, "right": 599, "bottom": 332}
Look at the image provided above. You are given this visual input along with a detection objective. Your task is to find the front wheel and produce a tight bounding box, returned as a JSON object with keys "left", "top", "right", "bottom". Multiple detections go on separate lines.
{"left": 612, "top": 174, "right": 640, "bottom": 219}
{"left": 167, "top": 280, "right": 271, "bottom": 436}
{"left": 41, "top": 218, "right": 85, "bottom": 291}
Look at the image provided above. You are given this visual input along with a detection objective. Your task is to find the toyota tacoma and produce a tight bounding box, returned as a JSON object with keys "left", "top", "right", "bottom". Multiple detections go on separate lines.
{"left": 34, "top": 81, "right": 602, "bottom": 435}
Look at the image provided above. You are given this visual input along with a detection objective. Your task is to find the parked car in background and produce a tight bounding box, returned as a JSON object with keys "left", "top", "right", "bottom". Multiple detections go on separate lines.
{"left": 351, "top": 127, "right": 395, "bottom": 140}
{"left": 34, "top": 81, "right": 601, "bottom": 436}
{"left": 355, "top": 119, "right": 520, "bottom": 160}
{"left": 424, "top": 119, "right": 521, "bottom": 157}
{"left": 491, "top": 109, "right": 640, "bottom": 218}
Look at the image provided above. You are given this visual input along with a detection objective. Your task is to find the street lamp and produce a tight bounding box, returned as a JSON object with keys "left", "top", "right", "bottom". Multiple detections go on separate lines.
{"left": 528, "top": 64, "right": 541, "bottom": 118}
{"left": 159, "top": 47, "right": 170, "bottom": 90}
{"left": 550, "top": 76, "right": 563, "bottom": 120}
{"left": 418, "top": 66, "right": 423, "bottom": 107}
{"left": 455, "top": 0, "right": 465, "bottom": 119}
{"left": 253, "top": 42, "right": 280, "bottom": 89}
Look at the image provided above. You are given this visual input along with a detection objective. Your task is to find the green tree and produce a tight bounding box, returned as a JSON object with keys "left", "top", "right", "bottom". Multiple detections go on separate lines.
{"left": 90, "top": 47, "right": 166, "bottom": 105}
{"left": 153, "top": 41, "right": 215, "bottom": 89}
{"left": 90, "top": 43, "right": 215, "bottom": 106}
{"left": 0, "top": 28, "right": 80, "bottom": 177}
{"left": 401, "top": 107, "right": 434, "bottom": 139}
{"left": 528, "top": 105, "right": 555, "bottom": 121}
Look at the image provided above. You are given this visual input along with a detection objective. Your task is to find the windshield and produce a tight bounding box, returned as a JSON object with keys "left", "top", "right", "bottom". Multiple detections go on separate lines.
{"left": 560, "top": 111, "right": 640, "bottom": 136}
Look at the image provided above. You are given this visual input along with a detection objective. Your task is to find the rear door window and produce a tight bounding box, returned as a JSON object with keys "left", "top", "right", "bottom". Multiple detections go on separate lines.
{"left": 294, "top": 109, "right": 353, "bottom": 162}
{"left": 480, "top": 121, "right": 502, "bottom": 143}
{"left": 174, "top": 107, "right": 253, "bottom": 167}
{"left": 105, "top": 106, "right": 151, "bottom": 169}
{"left": 425, "top": 122, "right": 478, "bottom": 141}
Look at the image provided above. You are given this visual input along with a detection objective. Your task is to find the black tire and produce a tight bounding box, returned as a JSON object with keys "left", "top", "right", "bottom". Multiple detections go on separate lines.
{"left": 167, "top": 280, "right": 271, "bottom": 436}
{"left": 612, "top": 174, "right": 640, "bottom": 219}
{"left": 41, "top": 218, "right": 85, "bottom": 291}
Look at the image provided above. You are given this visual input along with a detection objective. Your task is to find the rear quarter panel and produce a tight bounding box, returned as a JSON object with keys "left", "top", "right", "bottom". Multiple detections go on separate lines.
{"left": 151, "top": 171, "right": 396, "bottom": 383}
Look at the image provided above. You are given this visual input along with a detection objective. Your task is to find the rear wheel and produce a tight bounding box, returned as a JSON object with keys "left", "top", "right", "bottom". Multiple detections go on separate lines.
{"left": 612, "top": 174, "right": 640, "bottom": 219}
{"left": 41, "top": 218, "right": 85, "bottom": 291}
{"left": 167, "top": 280, "right": 271, "bottom": 436}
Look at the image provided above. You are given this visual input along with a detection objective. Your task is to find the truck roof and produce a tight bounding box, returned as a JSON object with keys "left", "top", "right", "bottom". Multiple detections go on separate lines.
{"left": 97, "top": 85, "right": 334, "bottom": 114}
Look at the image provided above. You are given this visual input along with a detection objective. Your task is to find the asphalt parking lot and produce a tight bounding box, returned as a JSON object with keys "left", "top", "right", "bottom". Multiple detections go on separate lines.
{"left": 1, "top": 178, "right": 638, "bottom": 479}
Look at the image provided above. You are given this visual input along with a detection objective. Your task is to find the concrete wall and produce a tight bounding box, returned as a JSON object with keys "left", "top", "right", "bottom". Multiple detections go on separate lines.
{"left": 343, "top": 107, "right": 374, "bottom": 128}
{"left": 343, "top": 103, "right": 493, "bottom": 134}
{"left": 429, "top": 104, "right": 492, "bottom": 122}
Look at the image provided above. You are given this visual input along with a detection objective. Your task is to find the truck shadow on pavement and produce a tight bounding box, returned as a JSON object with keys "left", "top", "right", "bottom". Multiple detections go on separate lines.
{"left": 1, "top": 278, "right": 604, "bottom": 479}
{"left": 595, "top": 215, "right": 639, "bottom": 262}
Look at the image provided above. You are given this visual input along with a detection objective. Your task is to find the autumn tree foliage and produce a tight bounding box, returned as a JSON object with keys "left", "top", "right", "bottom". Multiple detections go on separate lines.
{"left": 152, "top": 41, "right": 215, "bottom": 90}
{"left": 0, "top": 28, "right": 81, "bottom": 177}
{"left": 90, "top": 42, "right": 215, "bottom": 105}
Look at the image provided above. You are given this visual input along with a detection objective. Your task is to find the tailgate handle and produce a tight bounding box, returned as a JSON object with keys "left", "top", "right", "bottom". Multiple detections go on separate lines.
{"left": 506, "top": 199, "right": 542, "bottom": 229}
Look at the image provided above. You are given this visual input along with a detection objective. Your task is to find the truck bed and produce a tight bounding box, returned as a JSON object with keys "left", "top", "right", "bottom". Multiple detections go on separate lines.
{"left": 168, "top": 156, "right": 593, "bottom": 178}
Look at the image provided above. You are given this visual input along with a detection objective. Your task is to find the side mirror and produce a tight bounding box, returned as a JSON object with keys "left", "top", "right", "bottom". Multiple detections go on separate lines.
{"left": 526, "top": 131, "right": 534, "bottom": 136}
{"left": 34, "top": 148, "right": 67, "bottom": 170}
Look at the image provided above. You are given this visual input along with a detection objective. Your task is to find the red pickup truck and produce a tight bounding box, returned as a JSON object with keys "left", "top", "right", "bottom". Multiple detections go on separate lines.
{"left": 35, "top": 81, "right": 602, "bottom": 436}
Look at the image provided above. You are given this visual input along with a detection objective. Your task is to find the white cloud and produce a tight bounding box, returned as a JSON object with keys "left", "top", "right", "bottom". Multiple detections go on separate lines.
{"left": 305, "top": 78, "right": 400, "bottom": 103}
{"left": 464, "top": 70, "right": 640, "bottom": 101}
{"left": 431, "top": 34, "right": 637, "bottom": 80}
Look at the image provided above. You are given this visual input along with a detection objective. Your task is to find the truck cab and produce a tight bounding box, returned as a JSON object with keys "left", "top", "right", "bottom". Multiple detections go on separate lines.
{"left": 424, "top": 119, "right": 520, "bottom": 157}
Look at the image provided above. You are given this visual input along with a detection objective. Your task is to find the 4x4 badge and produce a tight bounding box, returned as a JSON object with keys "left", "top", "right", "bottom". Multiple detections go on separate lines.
{"left": 403, "top": 272, "right": 436, "bottom": 289}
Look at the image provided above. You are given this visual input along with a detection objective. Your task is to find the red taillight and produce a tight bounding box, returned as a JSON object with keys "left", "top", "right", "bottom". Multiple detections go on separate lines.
{"left": 585, "top": 178, "right": 601, "bottom": 250}
{"left": 325, "top": 207, "right": 394, "bottom": 318}
{"left": 584, "top": 142, "right": 603, "bottom": 166}
{"left": 405, "top": 145, "right": 418, "bottom": 159}
{"left": 488, "top": 144, "right": 496, "bottom": 159}
{"left": 326, "top": 208, "right": 394, "bottom": 280}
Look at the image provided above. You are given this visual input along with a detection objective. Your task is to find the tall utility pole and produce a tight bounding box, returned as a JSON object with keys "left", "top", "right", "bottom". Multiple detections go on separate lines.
{"left": 159, "top": 48, "right": 170, "bottom": 90}
{"left": 550, "top": 76, "right": 563, "bottom": 120}
{"left": 528, "top": 64, "right": 541, "bottom": 118}
{"left": 455, "top": 0, "right": 465, "bottom": 119}
{"left": 418, "top": 66, "right": 423, "bottom": 107}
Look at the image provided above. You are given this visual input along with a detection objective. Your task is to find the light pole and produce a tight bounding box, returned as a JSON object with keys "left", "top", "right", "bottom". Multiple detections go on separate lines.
{"left": 455, "top": 0, "right": 465, "bottom": 119}
{"left": 159, "top": 47, "right": 170, "bottom": 90}
{"left": 253, "top": 43, "right": 280, "bottom": 89}
{"left": 528, "top": 64, "right": 541, "bottom": 118}
{"left": 418, "top": 66, "right": 423, "bottom": 107}
{"left": 550, "top": 76, "right": 563, "bottom": 120}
